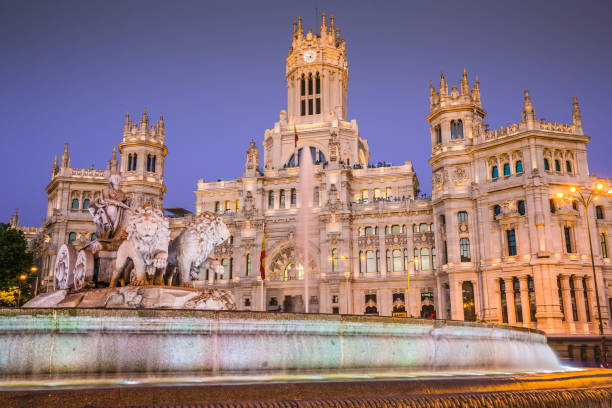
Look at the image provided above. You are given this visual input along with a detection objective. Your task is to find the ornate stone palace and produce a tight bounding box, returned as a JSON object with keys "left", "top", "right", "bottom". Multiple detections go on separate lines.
{"left": 19, "top": 14, "right": 611, "bottom": 362}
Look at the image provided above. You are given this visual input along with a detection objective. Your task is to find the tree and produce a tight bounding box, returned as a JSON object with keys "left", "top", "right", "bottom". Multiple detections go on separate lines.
{"left": 0, "top": 223, "right": 33, "bottom": 291}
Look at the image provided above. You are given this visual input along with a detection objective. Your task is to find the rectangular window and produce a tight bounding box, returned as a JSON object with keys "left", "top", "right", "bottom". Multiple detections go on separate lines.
{"left": 301, "top": 78, "right": 305, "bottom": 96}
{"left": 300, "top": 100, "right": 305, "bottom": 116}
{"left": 459, "top": 238, "right": 471, "bottom": 262}
{"left": 308, "top": 77, "right": 313, "bottom": 95}
{"left": 308, "top": 99, "right": 313, "bottom": 115}
{"left": 315, "top": 76, "right": 320, "bottom": 93}
{"left": 507, "top": 229, "right": 517, "bottom": 256}
{"left": 564, "top": 226, "right": 573, "bottom": 253}
{"left": 601, "top": 234, "right": 608, "bottom": 258}
{"left": 315, "top": 98, "right": 320, "bottom": 114}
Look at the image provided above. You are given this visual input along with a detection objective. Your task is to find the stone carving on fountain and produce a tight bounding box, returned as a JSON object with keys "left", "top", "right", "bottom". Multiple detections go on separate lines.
{"left": 30, "top": 174, "right": 235, "bottom": 310}
{"left": 165, "top": 211, "right": 230, "bottom": 286}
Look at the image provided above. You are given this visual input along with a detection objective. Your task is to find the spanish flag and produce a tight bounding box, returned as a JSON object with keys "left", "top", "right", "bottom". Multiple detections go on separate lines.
{"left": 260, "top": 231, "right": 266, "bottom": 279}
{"left": 294, "top": 125, "right": 298, "bottom": 147}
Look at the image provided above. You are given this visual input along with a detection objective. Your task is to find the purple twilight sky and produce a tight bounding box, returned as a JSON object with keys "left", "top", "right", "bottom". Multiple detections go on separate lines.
{"left": 1, "top": 0, "right": 611, "bottom": 226}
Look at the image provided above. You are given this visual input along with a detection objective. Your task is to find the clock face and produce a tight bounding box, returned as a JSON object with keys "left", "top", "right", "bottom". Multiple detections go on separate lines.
{"left": 303, "top": 50, "right": 316, "bottom": 63}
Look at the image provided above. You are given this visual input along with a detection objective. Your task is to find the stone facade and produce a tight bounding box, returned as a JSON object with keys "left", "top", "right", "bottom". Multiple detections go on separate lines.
{"left": 25, "top": 14, "right": 612, "bottom": 361}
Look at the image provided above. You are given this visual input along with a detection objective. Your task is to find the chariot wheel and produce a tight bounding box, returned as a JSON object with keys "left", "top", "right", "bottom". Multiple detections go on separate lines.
{"left": 54, "top": 244, "right": 77, "bottom": 290}
{"left": 74, "top": 249, "right": 94, "bottom": 291}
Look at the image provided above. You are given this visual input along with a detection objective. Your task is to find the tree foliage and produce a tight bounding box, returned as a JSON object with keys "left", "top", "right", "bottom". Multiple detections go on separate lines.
{"left": 0, "top": 223, "right": 33, "bottom": 290}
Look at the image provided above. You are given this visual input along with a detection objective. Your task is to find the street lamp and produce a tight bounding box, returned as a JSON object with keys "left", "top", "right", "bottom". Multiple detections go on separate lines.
{"left": 18, "top": 273, "right": 27, "bottom": 307}
{"left": 558, "top": 182, "right": 609, "bottom": 364}
{"left": 30, "top": 266, "right": 39, "bottom": 297}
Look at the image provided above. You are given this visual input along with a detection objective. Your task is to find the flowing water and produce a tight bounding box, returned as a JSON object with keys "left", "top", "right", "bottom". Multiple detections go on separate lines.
{"left": 297, "top": 151, "right": 315, "bottom": 313}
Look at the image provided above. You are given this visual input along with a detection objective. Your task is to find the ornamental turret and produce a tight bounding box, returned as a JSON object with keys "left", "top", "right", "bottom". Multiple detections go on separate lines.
{"left": 244, "top": 140, "right": 259, "bottom": 177}
{"left": 427, "top": 70, "right": 486, "bottom": 152}
{"left": 572, "top": 96, "right": 583, "bottom": 134}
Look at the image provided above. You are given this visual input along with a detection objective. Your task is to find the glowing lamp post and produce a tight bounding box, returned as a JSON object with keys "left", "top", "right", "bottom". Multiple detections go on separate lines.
{"left": 557, "top": 182, "right": 609, "bottom": 364}
{"left": 18, "top": 273, "right": 27, "bottom": 307}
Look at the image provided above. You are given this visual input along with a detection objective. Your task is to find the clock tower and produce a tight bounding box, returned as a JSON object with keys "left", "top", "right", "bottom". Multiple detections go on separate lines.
{"left": 286, "top": 13, "right": 348, "bottom": 125}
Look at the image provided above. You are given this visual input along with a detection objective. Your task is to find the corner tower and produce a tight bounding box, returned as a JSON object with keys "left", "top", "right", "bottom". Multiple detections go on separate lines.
{"left": 118, "top": 109, "right": 167, "bottom": 208}
{"left": 286, "top": 13, "right": 348, "bottom": 124}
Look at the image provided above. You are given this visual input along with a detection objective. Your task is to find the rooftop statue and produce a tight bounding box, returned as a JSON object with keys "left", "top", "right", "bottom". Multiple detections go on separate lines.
{"left": 88, "top": 173, "right": 132, "bottom": 240}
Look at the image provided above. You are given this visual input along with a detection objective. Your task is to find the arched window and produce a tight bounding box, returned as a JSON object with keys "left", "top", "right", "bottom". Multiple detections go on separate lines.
{"left": 402, "top": 225, "right": 407, "bottom": 234}
{"left": 515, "top": 160, "right": 523, "bottom": 173}
{"left": 91, "top": 233, "right": 97, "bottom": 241}
{"left": 549, "top": 199, "right": 556, "bottom": 213}
{"left": 554, "top": 159, "right": 561, "bottom": 172}
{"left": 528, "top": 276, "right": 537, "bottom": 322}
{"left": 503, "top": 162, "right": 511, "bottom": 176}
{"left": 82, "top": 199, "right": 90, "bottom": 209}
{"left": 500, "top": 279, "right": 508, "bottom": 323}
{"left": 375, "top": 226, "right": 379, "bottom": 235}
{"left": 359, "top": 251, "right": 365, "bottom": 274}
{"left": 462, "top": 281, "right": 476, "bottom": 321}
{"left": 492, "top": 166, "right": 499, "bottom": 179}
{"left": 300, "top": 74, "right": 305, "bottom": 97}
{"left": 268, "top": 191, "right": 274, "bottom": 208}
{"left": 279, "top": 189, "right": 286, "bottom": 207}
{"left": 440, "top": 214, "right": 446, "bottom": 226}
{"left": 596, "top": 205, "right": 604, "bottom": 220}
{"left": 459, "top": 238, "right": 471, "bottom": 262}
{"left": 457, "top": 119, "right": 463, "bottom": 139}
{"left": 442, "top": 240, "right": 448, "bottom": 265}
{"left": 68, "top": 232, "right": 77, "bottom": 244}
{"left": 544, "top": 158, "right": 550, "bottom": 171}
{"left": 518, "top": 200, "right": 525, "bottom": 215}
{"left": 601, "top": 233, "right": 608, "bottom": 258}
{"left": 493, "top": 205, "right": 501, "bottom": 218}
{"left": 393, "top": 249, "right": 402, "bottom": 272}
{"left": 458, "top": 211, "right": 468, "bottom": 223}
{"left": 246, "top": 253, "right": 252, "bottom": 276}
{"left": 435, "top": 125, "right": 442, "bottom": 144}
{"left": 358, "top": 227, "right": 364, "bottom": 236}
{"left": 214, "top": 201, "right": 220, "bottom": 213}
{"left": 127, "top": 154, "right": 132, "bottom": 171}
{"left": 564, "top": 226, "right": 573, "bottom": 253}
{"left": 290, "top": 188, "right": 297, "bottom": 206}
{"left": 224, "top": 200, "right": 231, "bottom": 211}
{"left": 412, "top": 224, "right": 417, "bottom": 233}
{"left": 315, "top": 72, "right": 321, "bottom": 114}
{"left": 385, "top": 226, "right": 390, "bottom": 235}
{"left": 419, "top": 223, "right": 428, "bottom": 232}
{"left": 376, "top": 250, "right": 381, "bottom": 272}
{"left": 404, "top": 249, "right": 409, "bottom": 271}
{"left": 146, "top": 154, "right": 152, "bottom": 172}
{"left": 420, "top": 247, "right": 430, "bottom": 270}
{"left": 583, "top": 277, "right": 591, "bottom": 322}
{"left": 450, "top": 121, "right": 457, "bottom": 139}
{"left": 386, "top": 250, "right": 391, "bottom": 272}
{"left": 391, "top": 224, "right": 400, "bottom": 234}
{"left": 151, "top": 156, "right": 156, "bottom": 172}
{"left": 130, "top": 154, "right": 137, "bottom": 171}
{"left": 572, "top": 201, "right": 578, "bottom": 211}
{"left": 566, "top": 160, "right": 572, "bottom": 174}
{"left": 432, "top": 247, "right": 436, "bottom": 269}
{"left": 331, "top": 248, "right": 338, "bottom": 273}
{"left": 365, "top": 226, "right": 373, "bottom": 235}
{"left": 513, "top": 277, "right": 523, "bottom": 323}
{"left": 366, "top": 250, "right": 375, "bottom": 273}
{"left": 569, "top": 277, "right": 578, "bottom": 321}
{"left": 221, "top": 258, "right": 229, "bottom": 278}
{"left": 72, "top": 199, "right": 79, "bottom": 209}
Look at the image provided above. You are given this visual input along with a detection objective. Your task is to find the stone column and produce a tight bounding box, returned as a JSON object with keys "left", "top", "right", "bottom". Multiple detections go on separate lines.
{"left": 380, "top": 234, "right": 388, "bottom": 277}
{"left": 519, "top": 276, "right": 531, "bottom": 326}
{"left": 559, "top": 275, "right": 575, "bottom": 333}
{"left": 574, "top": 276, "right": 588, "bottom": 329}
{"left": 585, "top": 277, "right": 598, "bottom": 334}
{"left": 450, "top": 278, "right": 464, "bottom": 321}
{"left": 504, "top": 278, "right": 516, "bottom": 324}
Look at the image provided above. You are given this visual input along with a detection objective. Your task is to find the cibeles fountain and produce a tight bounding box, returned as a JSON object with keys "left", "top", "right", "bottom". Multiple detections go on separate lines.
{"left": 4, "top": 173, "right": 605, "bottom": 407}
{"left": 23, "top": 173, "right": 235, "bottom": 310}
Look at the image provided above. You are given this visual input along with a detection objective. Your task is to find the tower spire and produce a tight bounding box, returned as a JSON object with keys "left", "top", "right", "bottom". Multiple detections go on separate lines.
{"left": 52, "top": 154, "right": 58, "bottom": 178}
{"left": 108, "top": 146, "right": 118, "bottom": 173}
{"left": 320, "top": 12, "right": 327, "bottom": 34}
{"left": 61, "top": 142, "right": 71, "bottom": 169}
{"left": 439, "top": 72, "right": 447, "bottom": 96}
{"left": 460, "top": 68, "right": 469, "bottom": 94}
{"left": 521, "top": 90, "right": 536, "bottom": 124}
{"left": 572, "top": 96, "right": 582, "bottom": 128}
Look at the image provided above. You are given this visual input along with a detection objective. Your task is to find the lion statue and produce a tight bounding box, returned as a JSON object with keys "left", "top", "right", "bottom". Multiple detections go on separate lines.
{"left": 109, "top": 206, "right": 170, "bottom": 287}
{"left": 165, "top": 211, "right": 230, "bottom": 287}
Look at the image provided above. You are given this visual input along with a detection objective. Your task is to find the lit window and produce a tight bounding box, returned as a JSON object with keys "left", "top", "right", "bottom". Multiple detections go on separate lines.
{"left": 413, "top": 248, "right": 419, "bottom": 271}
{"left": 393, "top": 249, "right": 402, "bottom": 271}
{"left": 331, "top": 248, "right": 338, "bottom": 273}
{"left": 601, "top": 234, "right": 608, "bottom": 258}
{"left": 279, "top": 190, "right": 286, "bottom": 207}
{"left": 420, "top": 247, "right": 430, "bottom": 270}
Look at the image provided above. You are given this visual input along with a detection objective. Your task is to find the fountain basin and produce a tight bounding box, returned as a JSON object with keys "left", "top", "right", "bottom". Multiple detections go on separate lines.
{"left": 0, "top": 308, "right": 561, "bottom": 376}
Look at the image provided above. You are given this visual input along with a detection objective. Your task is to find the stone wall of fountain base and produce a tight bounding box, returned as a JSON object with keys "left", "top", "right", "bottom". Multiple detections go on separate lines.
{"left": 0, "top": 308, "right": 561, "bottom": 376}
